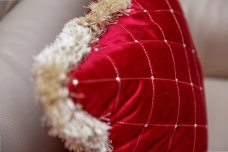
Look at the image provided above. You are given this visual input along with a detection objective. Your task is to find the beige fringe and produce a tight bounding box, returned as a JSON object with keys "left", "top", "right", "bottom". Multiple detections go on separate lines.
{"left": 33, "top": 0, "right": 131, "bottom": 152}
{"left": 77, "top": 0, "right": 131, "bottom": 43}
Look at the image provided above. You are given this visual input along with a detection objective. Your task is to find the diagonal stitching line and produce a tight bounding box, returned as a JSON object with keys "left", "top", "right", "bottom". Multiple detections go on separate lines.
{"left": 105, "top": 55, "right": 122, "bottom": 123}
{"left": 118, "top": 5, "right": 157, "bottom": 152}
{"left": 165, "top": 1, "right": 199, "bottom": 151}
{"left": 77, "top": 77, "right": 202, "bottom": 90}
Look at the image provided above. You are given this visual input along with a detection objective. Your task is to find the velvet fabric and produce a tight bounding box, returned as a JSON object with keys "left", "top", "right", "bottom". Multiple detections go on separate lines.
{"left": 68, "top": 0, "right": 208, "bottom": 151}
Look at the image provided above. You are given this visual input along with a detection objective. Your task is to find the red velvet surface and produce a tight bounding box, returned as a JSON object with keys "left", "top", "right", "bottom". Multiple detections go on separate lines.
{"left": 68, "top": 0, "right": 208, "bottom": 151}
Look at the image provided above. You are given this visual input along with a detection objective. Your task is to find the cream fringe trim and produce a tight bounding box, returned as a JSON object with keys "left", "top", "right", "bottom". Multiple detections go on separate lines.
{"left": 33, "top": 0, "right": 131, "bottom": 152}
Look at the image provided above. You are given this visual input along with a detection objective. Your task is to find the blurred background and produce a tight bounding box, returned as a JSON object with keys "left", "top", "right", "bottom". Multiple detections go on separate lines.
{"left": 0, "top": 0, "right": 227, "bottom": 151}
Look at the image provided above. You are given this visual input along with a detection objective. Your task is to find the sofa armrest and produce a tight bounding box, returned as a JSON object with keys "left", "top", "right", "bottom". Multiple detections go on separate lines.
{"left": 205, "top": 77, "right": 228, "bottom": 151}
{"left": 180, "top": 0, "right": 228, "bottom": 78}
{"left": 0, "top": 0, "right": 89, "bottom": 151}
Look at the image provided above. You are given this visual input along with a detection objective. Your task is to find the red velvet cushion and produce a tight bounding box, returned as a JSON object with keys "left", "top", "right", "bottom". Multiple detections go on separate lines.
{"left": 68, "top": 0, "right": 208, "bottom": 151}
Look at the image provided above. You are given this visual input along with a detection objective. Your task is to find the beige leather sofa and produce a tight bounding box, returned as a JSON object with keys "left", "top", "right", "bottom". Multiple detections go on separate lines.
{"left": 0, "top": 0, "right": 227, "bottom": 151}
{"left": 0, "top": 1, "right": 89, "bottom": 152}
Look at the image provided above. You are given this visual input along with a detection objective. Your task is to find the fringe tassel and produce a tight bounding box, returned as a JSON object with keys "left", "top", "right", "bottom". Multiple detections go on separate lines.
{"left": 33, "top": 0, "right": 131, "bottom": 152}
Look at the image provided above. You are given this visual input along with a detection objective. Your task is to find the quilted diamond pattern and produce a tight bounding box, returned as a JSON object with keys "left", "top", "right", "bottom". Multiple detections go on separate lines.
{"left": 68, "top": 0, "right": 208, "bottom": 151}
